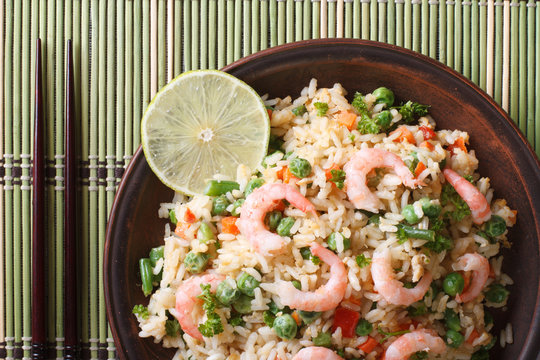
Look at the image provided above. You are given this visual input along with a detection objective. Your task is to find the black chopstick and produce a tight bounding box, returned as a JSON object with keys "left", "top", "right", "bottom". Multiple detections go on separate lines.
{"left": 32, "top": 38, "right": 47, "bottom": 360}
{"left": 64, "top": 39, "right": 78, "bottom": 359}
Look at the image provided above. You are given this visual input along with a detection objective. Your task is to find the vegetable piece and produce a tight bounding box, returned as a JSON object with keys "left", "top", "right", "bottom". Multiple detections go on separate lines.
{"left": 484, "top": 283, "right": 510, "bottom": 303}
{"left": 357, "top": 114, "right": 380, "bottom": 134}
{"left": 291, "top": 311, "right": 302, "bottom": 326}
{"left": 410, "top": 351, "right": 429, "bottom": 360}
{"left": 221, "top": 216, "right": 240, "bottom": 235}
{"left": 445, "top": 329, "right": 464, "bottom": 348}
{"left": 216, "top": 279, "right": 241, "bottom": 306}
{"left": 419, "top": 126, "right": 436, "bottom": 140}
{"left": 466, "top": 329, "right": 480, "bottom": 345}
{"left": 245, "top": 178, "right": 265, "bottom": 196}
{"left": 484, "top": 311, "right": 493, "bottom": 326}
{"left": 300, "top": 246, "right": 321, "bottom": 265}
{"left": 149, "top": 246, "right": 165, "bottom": 266}
{"left": 419, "top": 140, "right": 435, "bottom": 151}
{"left": 197, "top": 222, "right": 215, "bottom": 244}
{"left": 174, "top": 221, "right": 191, "bottom": 238}
{"left": 443, "top": 272, "right": 465, "bottom": 296}
{"left": 184, "top": 252, "right": 210, "bottom": 274}
{"left": 374, "top": 110, "right": 393, "bottom": 131}
{"left": 372, "top": 87, "right": 395, "bottom": 107}
{"left": 355, "top": 319, "right": 373, "bottom": 336}
{"left": 444, "top": 309, "right": 461, "bottom": 332}
{"left": 232, "top": 294, "right": 253, "bottom": 314}
{"left": 414, "top": 162, "right": 426, "bottom": 178}
{"left": 313, "top": 331, "right": 333, "bottom": 347}
{"left": 197, "top": 283, "right": 224, "bottom": 337}
{"left": 265, "top": 211, "right": 283, "bottom": 231}
{"left": 268, "top": 133, "right": 284, "bottom": 153}
{"left": 289, "top": 158, "right": 312, "bottom": 178}
{"left": 282, "top": 167, "right": 299, "bottom": 184}
{"left": 378, "top": 328, "right": 411, "bottom": 343}
{"left": 391, "top": 126, "right": 415, "bottom": 143}
{"left": 231, "top": 199, "right": 245, "bottom": 217}
{"left": 139, "top": 258, "right": 154, "bottom": 296}
{"left": 447, "top": 137, "right": 467, "bottom": 155}
{"left": 263, "top": 310, "right": 276, "bottom": 327}
{"left": 132, "top": 304, "right": 149, "bottom": 319}
{"left": 184, "top": 208, "right": 197, "bottom": 223}
{"left": 169, "top": 209, "right": 177, "bottom": 224}
{"left": 292, "top": 105, "right": 307, "bottom": 116}
{"left": 441, "top": 182, "right": 472, "bottom": 222}
{"left": 212, "top": 195, "right": 230, "bottom": 216}
{"left": 273, "top": 314, "right": 298, "bottom": 339}
{"left": 276, "top": 217, "right": 295, "bottom": 236}
{"left": 397, "top": 224, "right": 435, "bottom": 242}
{"left": 396, "top": 101, "right": 430, "bottom": 124}
{"left": 298, "top": 310, "right": 322, "bottom": 325}
{"left": 419, "top": 198, "right": 442, "bottom": 218}
{"left": 471, "top": 349, "right": 489, "bottom": 360}
{"left": 314, "top": 102, "right": 329, "bottom": 116}
{"left": 368, "top": 214, "right": 380, "bottom": 225}
{"left": 401, "top": 204, "right": 421, "bottom": 224}
{"left": 424, "top": 234, "right": 453, "bottom": 253}
{"left": 484, "top": 215, "right": 507, "bottom": 237}
{"left": 165, "top": 318, "right": 181, "bottom": 337}
{"left": 326, "top": 232, "right": 351, "bottom": 252}
{"left": 355, "top": 254, "right": 372, "bottom": 268}
{"left": 352, "top": 92, "right": 369, "bottom": 115}
{"left": 332, "top": 307, "right": 360, "bottom": 338}
{"left": 291, "top": 280, "right": 301, "bottom": 290}
{"left": 358, "top": 336, "right": 378, "bottom": 354}
{"left": 229, "top": 314, "right": 245, "bottom": 327}
{"left": 406, "top": 302, "right": 428, "bottom": 317}
{"left": 236, "top": 272, "right": 260, "bottom": 297}
{"left": 203, "top": 180, "right": 240, "bottom": 196}
{"left": 329, "top": 169, "right": 346, "bottom": 190}
{"left": 336, "top": 111, "right": 357, "bottom": 130}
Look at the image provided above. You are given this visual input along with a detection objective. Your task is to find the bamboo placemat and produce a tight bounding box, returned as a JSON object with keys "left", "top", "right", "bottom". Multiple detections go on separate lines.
{"left": 1, "top": 0, "right": 539, "bottom": 359}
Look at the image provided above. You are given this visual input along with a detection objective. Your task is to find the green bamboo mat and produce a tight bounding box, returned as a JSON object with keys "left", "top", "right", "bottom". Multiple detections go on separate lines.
{"left": 1, "top": 0, "right": 539, "bottom": 359}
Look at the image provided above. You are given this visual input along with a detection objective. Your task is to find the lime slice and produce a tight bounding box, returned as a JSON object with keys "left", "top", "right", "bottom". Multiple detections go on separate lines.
{"left": 141, "top": 70, "right": 270, "bottom": 195}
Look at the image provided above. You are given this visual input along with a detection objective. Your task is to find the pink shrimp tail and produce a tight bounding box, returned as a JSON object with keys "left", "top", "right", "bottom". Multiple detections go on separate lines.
{"left": 453, "top": 253, "right": 490, "bottom": 303}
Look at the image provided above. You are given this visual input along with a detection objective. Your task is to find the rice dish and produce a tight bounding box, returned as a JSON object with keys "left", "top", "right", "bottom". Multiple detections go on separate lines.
{"left": 133, "top": 79, "right": 516, "bottom": 360}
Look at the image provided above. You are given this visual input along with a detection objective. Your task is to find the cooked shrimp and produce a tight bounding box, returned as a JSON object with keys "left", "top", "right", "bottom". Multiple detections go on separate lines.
{"left": 384, "top": 329, "right": 446, "bottom": 360}
{"left": 174, "top": 273, "right": 225, "bottom": 340}
{"left": 275, "top": 242, "right": 347, "bottom": 312}
{"left": 344, "top": 148, "right": 424, "bottom": 212}
{"left": 452, "top": 252, "right": 490, "bottom": 303}
{"left": 443, "top": 168, "right": 491, "bottom": 224}
{"left": 371, "top": 247, "right": 432, "bottom": 306}
{"left": 291, "top": 347, "right": 344, "bottom": 360}
{"left": 237, "top": 183, "right": 315, "bottom": 255}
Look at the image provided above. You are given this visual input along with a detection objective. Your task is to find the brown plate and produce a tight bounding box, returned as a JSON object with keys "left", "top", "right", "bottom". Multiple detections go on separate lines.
{"left": 104, "top": 39, "right": 540, "bottom": 360}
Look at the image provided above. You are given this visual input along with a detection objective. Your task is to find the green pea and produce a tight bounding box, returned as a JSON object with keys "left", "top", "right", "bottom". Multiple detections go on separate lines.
{"left": 139, "top": 258, "right": 154, "bottom": 296}
{"left": 443, "top": 272, "right": 465, "bottom": 296}
{"left": 212, "top": 195, "right": 230, "bottom": 216}
{"left": 355, "top": 319, "right": 373, "bottom": 336}
{"left": 374, "top": 110, "right": 393, "bottom": 131}
{"left": 418, "top": 197, "right": 442, "bottom": 218}
{"left": 471, "top": 349, "right": 489, "bottom": 360}
{"left": 291, "top": 280, "right": 301, "bottom": 290}
{"left": 401, "top": 204, "right": 420, "bottom": 224}
{"left": 216, "top": 279, "right": 240, "bottom": 306}
{"left": 245, "top": 178, "right": 265, "bottom": 197}
{"left": 203, "top": 180, "right": 240, "bottom": 196}
{"left": 298, "top": 310, "right": 322, "bottom": 325}
{"left": 289, "top": 157, "right": 312, "bottom": 178}
{"left": 149, "top": 246, "right": 164, "bottom": 267}
{"left": 444, "top": 309, "right": 461, "bottom": 332}
{"left": 445, "top": 329, "right": 464, "bottom": 348}
{"left": 312, "top": 331, "right": 332, "bottom": 347}
{"left": 197, "top": 222, "right": 215, "bottom": 244}
{"left": 485, "top": 283, "right": 509, "bottom": 303}
{"left": 277, "top": 217, "right": 295, "bottom": 237}
{"left": 231, "top": 199, "right": 245, "bottom": 217}
{"left": 372, "top": 87, "right": 395, "bottom": 107}
{"left": 184, "top": 252, "right": 210, "bottom": 274}
{"left": 326, "top": 232, "right": 351, "bottom": 252}
{"left": 273, "top": 314, "right": 298, "bottom": 339}
{"left": 236, "top": 272, "right": 260, "bottom": 297}
{"left": 232, "top": 294, "right": 253, "bottom": 314}
{"left": 484, "top": 215, "right": 507, "bottom": 237}
{"left": 265, "top": 211, "right": 283, "bottom": 231}
{"left": 300, "top": 247, "right": 311, "bottom": 260}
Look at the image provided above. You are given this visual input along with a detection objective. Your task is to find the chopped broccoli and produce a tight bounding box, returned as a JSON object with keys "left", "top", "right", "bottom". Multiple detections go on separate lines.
{"left": 132, "top": 304, "right": 149, "bottom": 319}
{"left": 329, "top": 169, "right": 346, "bottom": 189}
{"left": 355, "top": 254, "right": 372, "bottom": 268}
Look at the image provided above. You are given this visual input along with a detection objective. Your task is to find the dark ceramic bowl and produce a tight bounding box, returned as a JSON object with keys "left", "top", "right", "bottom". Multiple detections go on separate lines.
{"left": 104, "top": 39, "right": 540, "bottom": 360}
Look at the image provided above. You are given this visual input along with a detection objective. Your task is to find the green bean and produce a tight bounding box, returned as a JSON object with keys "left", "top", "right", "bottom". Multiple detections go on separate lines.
{"left": 485, "top": 284, "right": 509, "bottom": 303}
{"left": 265, "top": 211, "right": 283, "bottom": 231}
{"left": 216, "top": 279, "right": 241, "bottom": 306}
{"left": 445, "top": 329, "right": 464, "bottom": 348}
{"left": 231, "top": 199, "right": 244, "bottom": 217}
{"left": 245, "top": 178, "right": 265, "bottom": 196}
{"left": 292, "top": 105, "right": 307, "bottom": 116}
{"left": 149, "top": 246, "right": 164, "bottom": 266}
{"left": 236, "top": 272, "right": 260, "bottom": 297}
{"left": 169, "top": 209, "right": 177, "bottom": 224}
{"left": 298, "top": 310, "right": 322, "bottom": 325}
{"left": 139, "top": 258, "right": 154, "bottom": 296}
{"left": 184, "top": 252, "right": 210, "bottom": 274}
{"left": 355, "top": 319, "right": 373, "bottom": 336}
{"left": 276, "top": 217, "right": 295, "bottom": 236}
{"left": 312, "top": 331, "right": 332, "bottom": 347}
{"left": 326, "top": 232, "right": 351, "bottom": 252}
{"left": 212, "top": 195, "right": 230, "bottom": 216}
{"left": 443, "top": 272, "right": 465, "bottom": 296}
{"left": 418, "top": 197, "right": 442, "bottom": 218}
{"left": 402, "top": 204, "right": 421, "bottom": 224}
{"left": 484, "top": 215, "right": 507, "bottom": 237}
{"left": 197, "top": 222, "right": 215, "bottom": 244}
{"left": 273, "top": 314, "right": 298, "bottom": 339}
{"left": 232, "top": 294, "right": 253, "bottom": 314}
{"left": 372, "top": 87, "right": 395, "bottom": 107}
{"left": 398, "top": 224, "right": 435, "bottom": 241}
{"left": 444, "top": 309, "right": 461, "bottom": 332}
{"left": 203, "top": 180, "right": 240, "bottom": 196}
{"left": 289, "top": 158, "right": 312, "bottom": 178}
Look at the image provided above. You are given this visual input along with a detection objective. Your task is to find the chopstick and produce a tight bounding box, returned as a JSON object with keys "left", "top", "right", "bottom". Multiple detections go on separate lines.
{"left": 64, "top": 39, "right": 78, "bottom": 359}
{"left": 32, "top": 38, "right": 47, "bottom": 360}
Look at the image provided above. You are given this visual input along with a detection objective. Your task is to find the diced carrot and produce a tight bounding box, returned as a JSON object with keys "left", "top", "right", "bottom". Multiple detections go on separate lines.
{"left": 276, "top": 167, "right": 285, "bottom": 180}
{"left": 346, "top": 297, "right": 363, "bottom": 306}
{"left": 291, "top": 311, "right": 302, "bottom": 326}
{"left": 447, "top": 137, "right": 467, "bottom": 155}
{"left": 273, "top": 200, "right": 286, "bottom": 212}
{"left": 283, "top": 167, "right": 298, "bottom": 185}
{"left": 336, "top": 110, "right": 357, "bottom": 130}
{"left": 390, "top": 126, "right": 415, "bottom": 144}
{"left": 332, "top": 307, "right": 360, "bottom": 338}
{"left": 174, "top": 221, "right": 191, "bottom": 238}
{"left": 358, "top": 336, "right": 379, "bottom": 354}
{"left": 267, "top": 108, "right": 273, "bottom": 118}
{"left": 489, "top": 264, "right": 496, "bottom": 279}
{"left": 419, "top": 125, "right": 436, "bottom": 140}
{"left": 184, "top": 208, "right": 197, "bottom": 223}
{"left": 325, "top": 164, "right": 341, "bottom": 180}
{"left": 414, "top": 162, "right": 427, "bottom": 178}
{"left": 466, "top": 329, "right": 480, "bottom": 345}
{"left": 397, "top": 323, "right": 411, "bottom": 332}
{"left": 508, "top": 209, "right": 518, "bottom": 225}
{"left": 221, "top": 216, "right": 240, "bottom": 235}
{"left": 419, "top": 140, "right": 435, "bottom": 151}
